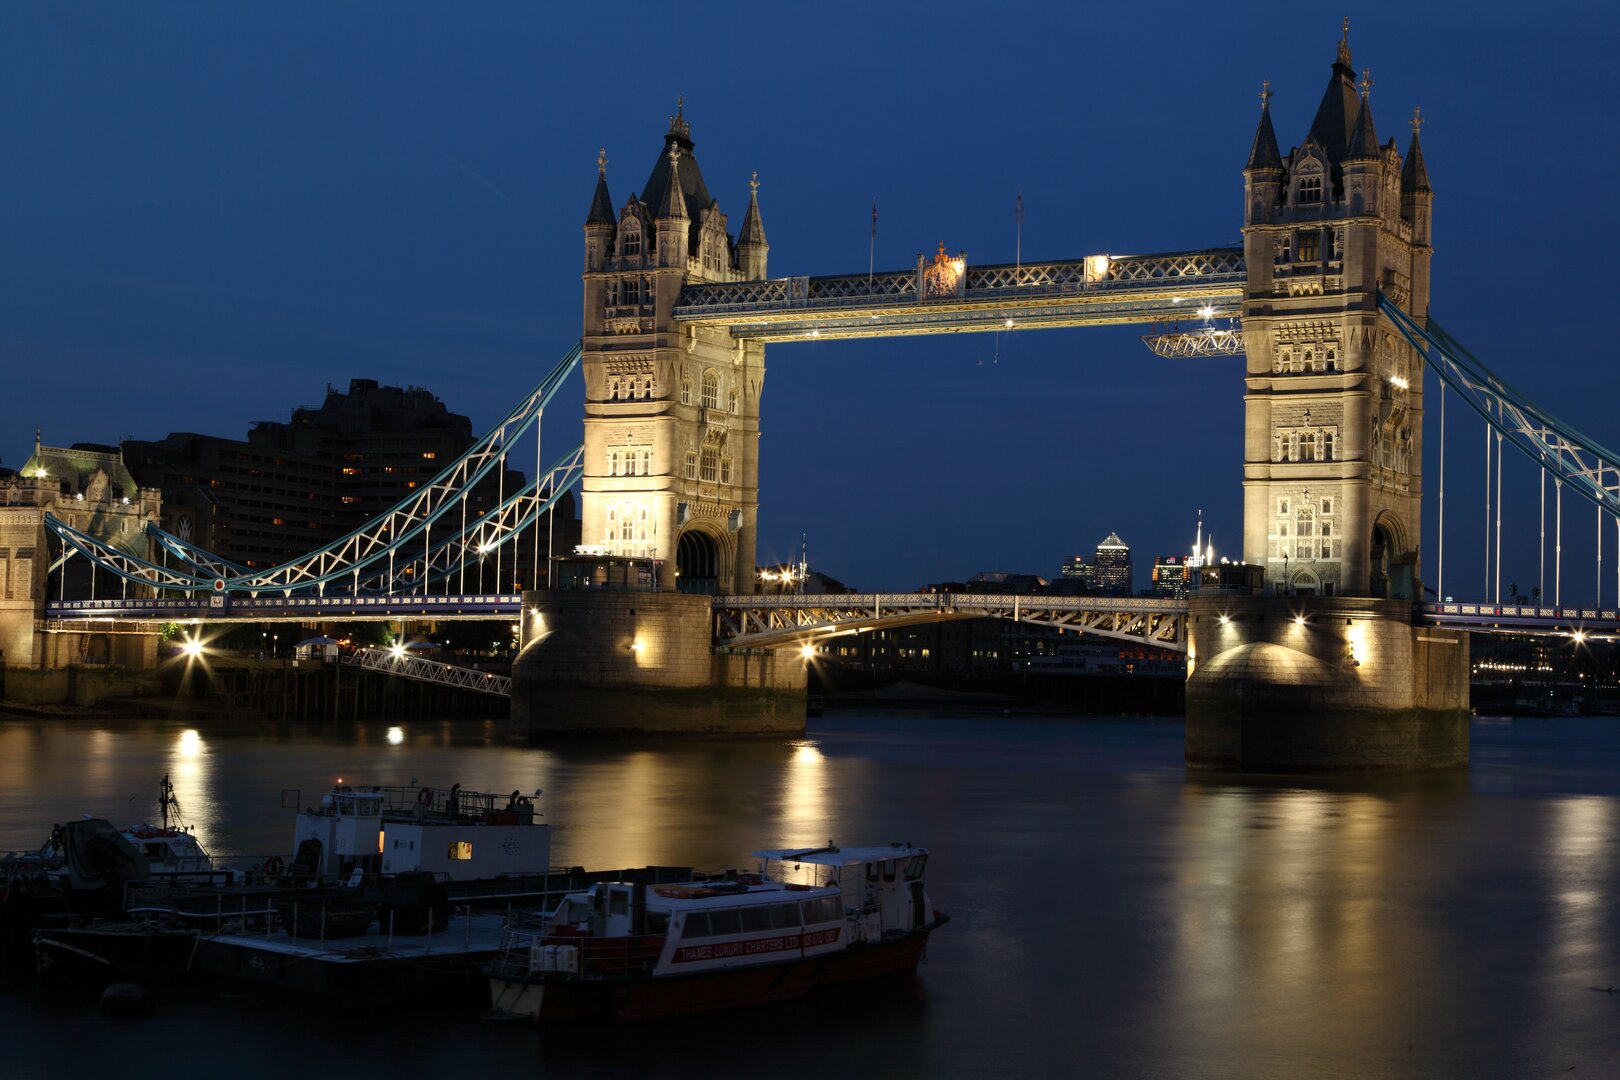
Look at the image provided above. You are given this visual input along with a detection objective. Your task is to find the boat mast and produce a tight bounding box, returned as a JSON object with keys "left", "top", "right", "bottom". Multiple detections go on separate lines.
{"left": 159, "top": 774, "right": 184, "bottom": 830}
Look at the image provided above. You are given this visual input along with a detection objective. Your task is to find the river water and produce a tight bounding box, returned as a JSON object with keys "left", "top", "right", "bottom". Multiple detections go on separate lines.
{"left": 1, "top": 711, "right": 1616, "bottom": 1079}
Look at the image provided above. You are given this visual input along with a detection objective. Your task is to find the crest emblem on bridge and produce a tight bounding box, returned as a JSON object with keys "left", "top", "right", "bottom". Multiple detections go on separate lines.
{"left": 921, "top": 243, "right": 965, "bottom": 299}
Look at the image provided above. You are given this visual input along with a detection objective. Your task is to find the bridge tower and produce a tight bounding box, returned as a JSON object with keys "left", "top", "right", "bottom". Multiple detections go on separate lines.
{"left": 579, "top": 102, "right": 768, "bottom": 595}
{"left": 1185, "top": 30, "right": 1466, "bottom": 771}
{"left": 1239, "top": 30, "right": 1433, "bottom": 600}
{"left": 509, "top": 105, "right": 805, "bottom": 738}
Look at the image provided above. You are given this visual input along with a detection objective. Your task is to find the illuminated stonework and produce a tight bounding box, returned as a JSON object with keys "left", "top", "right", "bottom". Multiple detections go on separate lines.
{"left": 580, "top": 103, "right": 769, "bottom": 593}
{"left": 1240, "top": 33, "right": 1433, "bottom": 598}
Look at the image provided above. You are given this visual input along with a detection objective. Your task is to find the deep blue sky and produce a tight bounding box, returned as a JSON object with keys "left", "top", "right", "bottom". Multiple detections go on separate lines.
{"left": 2, "top": 4, "right": 1617, "bottom": 596}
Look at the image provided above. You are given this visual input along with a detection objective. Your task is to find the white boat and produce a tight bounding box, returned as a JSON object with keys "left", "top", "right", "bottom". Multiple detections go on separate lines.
{"left": 485, "top": 842, "right": 948, "bottom": 1022}
{"left": 287, "top": 781, "right": 550, "bottom": 883}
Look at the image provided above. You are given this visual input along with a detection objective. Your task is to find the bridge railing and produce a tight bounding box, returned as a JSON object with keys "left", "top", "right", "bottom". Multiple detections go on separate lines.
{"left": 342, "top": 647, "right": 512, "bottom": 697}
{"left": 676, "top": 249, "right": 1246, "bottom": 316}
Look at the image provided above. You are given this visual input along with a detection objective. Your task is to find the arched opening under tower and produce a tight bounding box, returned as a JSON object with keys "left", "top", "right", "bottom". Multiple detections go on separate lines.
{"left": 676, "top": 530, "right": 719, "bottom": 595}
{"left": 1369, "top": 515, "right": 1415, "bottom": 602}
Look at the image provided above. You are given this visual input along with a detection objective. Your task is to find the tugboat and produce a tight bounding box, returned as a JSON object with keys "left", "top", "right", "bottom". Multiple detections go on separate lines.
{"left": 485, "top": 842, "right": 947, "bottom": 1022}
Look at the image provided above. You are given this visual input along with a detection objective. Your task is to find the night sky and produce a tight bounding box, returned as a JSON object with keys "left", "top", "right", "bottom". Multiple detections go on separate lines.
{"left": 2, "top": 4, "right": 1616, "bottom": 596}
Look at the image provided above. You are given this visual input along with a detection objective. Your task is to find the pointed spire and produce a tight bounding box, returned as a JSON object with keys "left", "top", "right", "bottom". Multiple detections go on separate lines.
{"left": 1402, "top": 107, "right": 1432, "bottom": 193}
{"left": 739, "top": 170, "right": 766, "bottom": 247}
{"left": 668, "top": 95, "right": 691, "bottom": 143}
{"left": 1345, "top": 70, "right": 1380, "bottom": 161}
{"left": 585, "top": 147, "right": 615, "bottom": 227}
{"left": 1245, "top": 80, "right": 1283, "bottom": 172}
{"left": 1308, "top": 28, "right": 1361, "bottom": 165}
{"left": 658, "top": 144, "right": 688, "bottom": 221}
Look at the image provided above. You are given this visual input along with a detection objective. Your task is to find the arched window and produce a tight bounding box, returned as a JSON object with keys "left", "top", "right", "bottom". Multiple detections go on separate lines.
{"left": 720, "top": 457, "right": 732, "bottom": 485}
{"left": 620, "top": 511, "right": 633, "bottom": 541}
{"left": 621, "top": 227, "right": 641, "bottom": 256}
{"left": 1323, "top": 431, "right": 1335, "bottom": 461}
{"left": 683, "top": 452, "right": 697, "bottom": 479}
{"left": 680, "top": 378, "right": 692, "bottom": 406}
{"left": 1297, "top": 173, "right": 1323, "bottom": 204}
{"left": 1295, "top": 506, "right": 1314, "bottom": 560}
{"left": 701, "top": 370, "right": 720, "bottom": 410}
{"left": 607, "top": 450, "right": 620, "bottom": 476}
{"left": 700, "top": 448, "right": 718, "bottom": 483}
{"left": 638, "top": 449, "right": 652, "bottom": 476}
{"left": 1325, "top": 347, "right": 1337, "bottom": 371}
{"left": 727, "top": 389, "right": 737, "bottom": 413}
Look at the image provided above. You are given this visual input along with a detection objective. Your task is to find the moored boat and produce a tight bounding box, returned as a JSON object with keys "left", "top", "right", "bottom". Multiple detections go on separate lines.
{"left": 485, "top": 842, "right": 947, "bottom": 1022}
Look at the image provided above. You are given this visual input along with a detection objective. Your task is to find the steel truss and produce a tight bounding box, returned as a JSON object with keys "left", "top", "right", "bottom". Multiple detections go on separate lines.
{"left": 674, "top": 249, "right": 1245, "bottom": 342}
{"left": 45, "top": 342, "right": 584, "bottom": 597}
{"left": 1382, "top": 296, "right": 1620, "bottom": 520}
{"left": 712, "top": 593, "right": 1188, "bottom": 652}
{"left": 1140, "top": 326, "right": 1247, "bottom": 358}
{"left": 342, "top": 647, "right": 512, "bottom": 697}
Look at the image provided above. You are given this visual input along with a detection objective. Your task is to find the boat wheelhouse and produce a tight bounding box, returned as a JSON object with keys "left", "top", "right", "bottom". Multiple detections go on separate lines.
{"left": 487, "top": 842, "right": 947, "bottom": 1022}
{"left": 289, "top": 782, "right": 549, "bottom": 882}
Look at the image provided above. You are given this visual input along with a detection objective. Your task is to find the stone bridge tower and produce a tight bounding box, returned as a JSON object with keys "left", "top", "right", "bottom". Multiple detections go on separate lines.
{"left": 579, "top": 102, "right": 768, "bottom": 594}
{"left": 1239, "top": 28, "right": 1433, "bottom": 600}
{"left": 1184, "top": 29, "right": 1465, "bottom": 772}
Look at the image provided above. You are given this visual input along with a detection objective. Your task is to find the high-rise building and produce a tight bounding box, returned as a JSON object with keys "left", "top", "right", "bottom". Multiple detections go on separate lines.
{"left": 123, "top": 379, "right": 578, "bottom": 580}
{"left": 1094, "top": 533, "right": 1132, "bottom": 595}
{"left": 1152, "top": 555, "right": 1190, "bottom": 599}
{"left": 1059, "top": 554, "right": 1095, "bottom": 593}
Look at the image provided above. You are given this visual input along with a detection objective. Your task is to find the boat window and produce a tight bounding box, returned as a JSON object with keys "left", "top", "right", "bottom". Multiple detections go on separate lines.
{"left": 883, "top": 860, "right": 896, "bottom": 883}
{"left": 682, "top": 912, "right": 712, "bottom": 938}
{"left": 769, "top": 904, "right": 802, "bottom": 930}
{"left": 646, "top": 912, "right": 669, "bottom": 935}
{"left": 609, "top": 889, "right": 629, "bottom": 916}
{"left": 803, "top": 896, "right": 842, "bottom": 924}
{"left": 448, "top": 841, "right": 473, "bottom": 861}
{"left": 563, "top": 899, "right": 591, "bottom": 925}
{"left": 143, "top": 843, "right": 167, "bottom": 857}
{"left": 905, "top": 855, "right": 927, "bottom": 880}
{"left": 709, "top": 908, "right": 742, "bottom": 936}
{"left": 866, "top": 863, "right": 878, "bottom": 882}
{"left": 740, "top": 906, "right": 771, "bottom": 933}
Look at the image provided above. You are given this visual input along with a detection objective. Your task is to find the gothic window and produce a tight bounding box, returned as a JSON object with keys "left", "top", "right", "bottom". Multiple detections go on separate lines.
{"left": 720, "top": 457, "right": 732, "bottom": 484}
{"left": 1277, "top": 235, "right": 1291, "bottom": 263}
{"left": 700, "top": 448, "right": 717, "bottom": 483}
{"left": 1325, "top": 347, "right": 1337, "bottom": 371}
{"left": 701, "top": 370, "right": 720, "bottom": 409}
{"left": 1320, "top": 540, "right": 1333, "bottom": 559}
{"left": 620, "top": 512, "right": 633, "bottom": 542}
{"left": 1278, "top": 498, "right": 1290, "bottom": 516}
{"left": 1296, "top": 507, "right": 1314, "bottom": 539}
{"left": 1303, "top": 349, "right": 1316, "bottom": 373}
{"left": 727, "top": 389, "right": 737, "bottom": 413}
{"left": 638, "top": 449, "right": 652, "bottom": 476}
{"left": 683, "top": 451, "right": 697, "bottom": 480}
{"left": 621, "top": 227, "right": 641, "bottom": 257}
{"left": 1297, "top": 230, "right": 1320, "bottom": 262}
{"left": 680, "top": 377, "right": 692, "bottom": 405}
{"left": 607, "top": 450, "right": 620, "bottom": 476}
{"left": 1320, "top": 520, "right": 1332, "bottom": 539}
{"left": 1298, "top": 173, "right": 1323, "bottom": 204}
{"left": 1279, "top": 522, "right": 1289, "bottom": 538}
{"left": 605, "top": 280, "right": 619, "bottom": 305}
{"left": 1298, "top": 433, "right": 1316, "bottom": 462}
{"left": 1321, "top": 497, "right": 1333, "bottom": 515}
{"left": 1322, "top": 431, "right": 1335, "bottom": 461}
{"left": 1297, "top": 540, "right": 1313, "bottom": 560}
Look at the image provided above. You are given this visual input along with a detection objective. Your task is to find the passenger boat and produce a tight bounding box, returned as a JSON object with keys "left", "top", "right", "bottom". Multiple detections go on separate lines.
{"left": 485, "top": 842, "right": 948, "bottom": 1022}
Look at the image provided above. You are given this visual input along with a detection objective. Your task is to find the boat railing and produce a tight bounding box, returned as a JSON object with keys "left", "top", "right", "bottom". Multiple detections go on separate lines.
{"left": 320, "top": 783, "right": 539, "bottom": 823}
{"left": 489, "top": 923, "right": 667, "bottom": 979}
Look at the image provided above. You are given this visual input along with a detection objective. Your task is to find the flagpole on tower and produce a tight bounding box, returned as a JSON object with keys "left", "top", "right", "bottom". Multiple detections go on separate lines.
{"left": 1015, "top": 188, "right": 1023, "bottom": 273}
{"left": 869, "top": 198, "right": 877, "bottom": 287}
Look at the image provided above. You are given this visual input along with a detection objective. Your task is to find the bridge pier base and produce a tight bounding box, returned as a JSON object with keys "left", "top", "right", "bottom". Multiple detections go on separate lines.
{"left": 510, "top": 591, "right": 806, "bottom": 738}
{"left": 1184, "top": 595, "right": 1470, "bottom": 772}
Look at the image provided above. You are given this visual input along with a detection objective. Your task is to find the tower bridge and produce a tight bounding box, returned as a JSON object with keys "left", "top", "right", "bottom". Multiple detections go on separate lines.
{"left": 12, "top": 28, "right": 1620, "bottom": 769}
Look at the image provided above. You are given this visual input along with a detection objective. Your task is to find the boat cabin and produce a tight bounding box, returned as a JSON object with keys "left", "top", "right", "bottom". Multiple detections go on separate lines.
{"left": 291, "top": 783, "right": 551, "bottom": 881}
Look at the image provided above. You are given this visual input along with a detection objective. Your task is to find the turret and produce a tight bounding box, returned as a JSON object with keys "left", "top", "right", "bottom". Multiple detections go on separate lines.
{"left": 737, "top": 171, "right": 768, "bottom": 280}
{"left": 655, "top": 143, "right": 690, "bottom": 269}
{"left": 584, "top": 148, "right": 615, "bottom": 272}
{"left": 1341, "top": 69, "right": 1383, "bottom": 220}
{"left": 1402, "top": 108, "right": 1435, "bottom": 315}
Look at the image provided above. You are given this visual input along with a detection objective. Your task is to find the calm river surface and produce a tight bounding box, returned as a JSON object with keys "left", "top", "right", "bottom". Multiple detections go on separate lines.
{"left": 1, "top": 710, "right": 1617, "bottom": 1079}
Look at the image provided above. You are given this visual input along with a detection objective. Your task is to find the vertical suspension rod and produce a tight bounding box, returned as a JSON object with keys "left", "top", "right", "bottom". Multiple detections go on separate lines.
{"left": 1556, "top": 478, "right": 1563, "bottom": 608}
{"left": 1483, "top": 423, "right": 1491, "bottom": 599}
{"left": 1494, "top": 429, "right": 1503, "bottom": 605}
{"left": 1438, "top": 382, "right": 1445, "bottom": 602}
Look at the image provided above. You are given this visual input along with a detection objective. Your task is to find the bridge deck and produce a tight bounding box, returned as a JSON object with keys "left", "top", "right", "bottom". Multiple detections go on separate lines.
{"left": 673, "top": 250, "right": 1244, "bottom": 341}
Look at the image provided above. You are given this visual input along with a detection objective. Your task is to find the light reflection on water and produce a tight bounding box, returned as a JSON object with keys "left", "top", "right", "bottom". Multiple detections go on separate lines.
{"left": 0, "top": 712, "right": 1616, "bottom": 1078}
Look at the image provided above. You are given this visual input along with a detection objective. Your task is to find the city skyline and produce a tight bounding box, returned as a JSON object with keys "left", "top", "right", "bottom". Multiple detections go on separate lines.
{"left": 2, "top": 6, "right": 1616, "bottom": 592}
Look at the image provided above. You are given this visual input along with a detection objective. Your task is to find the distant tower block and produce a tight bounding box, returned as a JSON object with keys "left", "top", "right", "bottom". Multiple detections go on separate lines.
{"left": 580, "top": 102, "right": 770, "bottom": 594}
{"left": 1239, "top": 31, "right": 1433, "bottom": 599}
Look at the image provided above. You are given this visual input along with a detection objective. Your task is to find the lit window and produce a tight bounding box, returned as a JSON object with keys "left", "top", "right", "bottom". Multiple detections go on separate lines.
{"left": 449, "top": 841, "right": 472, "bottom": 861}
{"left": 421, "top": 452, "right": 436, "bottom": 460}
{"left": 1297, "top": 231, "right": 1320, "bottom": 262}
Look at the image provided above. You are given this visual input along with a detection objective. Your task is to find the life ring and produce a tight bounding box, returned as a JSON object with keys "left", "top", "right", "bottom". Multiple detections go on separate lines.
{"left": 417, "top": 787, "right": 433, "bottom": 808}
{"left": 262, "top": 855, "right": 283, "bottom": 878}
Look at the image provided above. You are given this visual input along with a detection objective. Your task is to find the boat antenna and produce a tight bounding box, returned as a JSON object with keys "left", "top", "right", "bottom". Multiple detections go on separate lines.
{"left": 159, "top": 773, "right": 186, "bottom": 831}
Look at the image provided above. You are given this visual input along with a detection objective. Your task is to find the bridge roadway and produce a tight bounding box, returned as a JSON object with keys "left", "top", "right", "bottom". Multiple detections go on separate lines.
{"left": 672, "top": 249, "right": 1245, "bottom": 342}
{"left": 40, "top": 594, "right": 1620, "bottom": 647}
